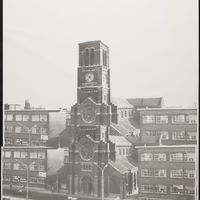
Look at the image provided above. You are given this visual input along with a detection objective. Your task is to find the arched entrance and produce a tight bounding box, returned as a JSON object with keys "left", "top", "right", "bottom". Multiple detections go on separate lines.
{"left": 81, "top": 176, "right": 93, "bottom": 195}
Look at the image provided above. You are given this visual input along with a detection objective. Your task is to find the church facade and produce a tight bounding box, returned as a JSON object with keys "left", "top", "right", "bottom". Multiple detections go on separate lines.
{"left": 65, "top": 40, "right": 138, "bottom": 198}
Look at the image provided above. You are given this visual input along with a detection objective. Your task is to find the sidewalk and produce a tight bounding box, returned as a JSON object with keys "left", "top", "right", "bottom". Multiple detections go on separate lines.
{"left": 3, "top": 185, "right": 137, "bottom": 200}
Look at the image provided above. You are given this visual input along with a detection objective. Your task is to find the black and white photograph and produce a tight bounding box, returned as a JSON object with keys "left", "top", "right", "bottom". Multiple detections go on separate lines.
{"left": 2, "top": 1, "right": 198, "bottom": 200}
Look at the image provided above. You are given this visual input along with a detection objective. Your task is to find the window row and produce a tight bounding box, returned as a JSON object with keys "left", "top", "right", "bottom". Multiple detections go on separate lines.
{"left": 5, "top": 126, "right": 47, "bottom": 134}
{"left": 141, "top": 153, "right": 166, "bottom": 161}
{"left": 141, "top": 168, "right": 195, "bottom": 179}
{"left": 82, "top": 163, "right": 92, "bottom": 171}
{"left": 172, "top": 131, "right": 196, "bottom": 141}
{"left": 119, "top": 148, "right": 130, "bottom": 156}
{"left": 142, "top": 114, "right": 197, "bottom": 124}
{"left": 5, "top": 138, "right": 47, "bottom": 146}
{"left": 3, "top": 175, "right": 45, "bottom": 184}
{"left": 120, "top": 110, "right": 133, "bottom": 118}
{"left": 142, "top": 130, "right": 196, "bottom": 141}
{"left": 5, "top": 114, "right": 48, "bottom": 122}
{"left": 141, "top": 152, "right": 195, "bottom": 162}
{"left": 3, "top": 151, "right": 46, "bottom": 159}
{"left": 3, "top": 162, "right": 45, "bottom": 171}
{"left": 140, "top": 184, "right": 195, "bottom": 195}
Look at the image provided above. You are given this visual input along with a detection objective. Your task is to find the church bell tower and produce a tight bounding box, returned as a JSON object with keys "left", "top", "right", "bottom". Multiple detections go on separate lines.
{"left": 67, "top": 41, "right": 116, "bottom": 197}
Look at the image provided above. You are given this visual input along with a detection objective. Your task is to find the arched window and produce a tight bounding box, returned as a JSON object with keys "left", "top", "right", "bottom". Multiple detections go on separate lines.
{"left": 90, "top": 48, "right": 94, "bottom": 65}
{"left": 84, "top": 49, "right": 89, "bottom": 66}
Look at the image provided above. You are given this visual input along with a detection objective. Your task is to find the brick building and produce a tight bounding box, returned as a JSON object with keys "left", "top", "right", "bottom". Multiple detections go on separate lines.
{"left": 137, "top": 108, "right": 197, "bottom": 146}
{"left": 136, "top": 145, "right": 196, "bottom": 200}
{"left": 2, "top": 146, "right": 51, "bottom": 189}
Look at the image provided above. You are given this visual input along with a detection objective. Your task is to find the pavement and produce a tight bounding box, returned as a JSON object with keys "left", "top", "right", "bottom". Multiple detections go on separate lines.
{"left": 3, "top": 185, "right": 137, "bottom": 200}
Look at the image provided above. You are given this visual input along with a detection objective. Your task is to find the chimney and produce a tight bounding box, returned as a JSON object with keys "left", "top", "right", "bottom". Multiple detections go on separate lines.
{"left": 24, "top": 100, "right": 31, "bottom": 109}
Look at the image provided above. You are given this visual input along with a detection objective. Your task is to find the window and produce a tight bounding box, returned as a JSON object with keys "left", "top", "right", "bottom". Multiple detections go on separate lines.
{"left": 32, "top": 115, "right": 39, "bottom": 122}
{"left": 15, "top": 126, "right": 22, "bottom": 133}
{"left": 5, "top": 138, "right": 12, "bottom": 145}
{"left": 184, "top": 153, "right": 195, "bottom": 162}
{"left": 82, "top": 163, "right": 92, "bottom": 171}
{"left": 13, "top": 163, "right": 26, "bottom": 170}
{"left": 126, "top": 148, "right": 129, "bottom": 155}
{"left": 121, "top": 111, "right": 124, "bottom": 118}
{"left": 154, "top": 169, "right": 167, "bottom": 177}
{"left": 154, "top": 185, "right": 167, "bottom": 193}
{"left": 4, "top": 151, "right": 11, "bottom": 158}
{"left": 30, "top": 163, "right": 45, "bottom": 171}
{"left": 141, "top": 184, "right": 154, "bottom": 193}
{"left": 14, "top": 138, "right": 28, "bottom": 145}
{"left": 90, "top": 48, "right": 94, "bottom": 65}
{"left": 161, "top": 131, "right": 169, "bottom": 140}
{"left": 170, "top": 169, "right": 183, "bottom": 178}
{"left": 84, "top": 49, "right": 89, "bottom": 66}
{"left": 6, "top": 114, "right": 13, "bottom": 121}
{"left": 125, "top": 111, "right": 127, "bottom": 117}
{"left": 171, "top": 115, "right": 185, "bottom": 123}
{"left": 14, "top": 152, "right": 20, "bottom": 158}
{"left": 153, "top": 153, "right": 166, "bottom": 161}
{"left": 21, "top": 152, "right": 28, "bottom": 158}
{"left": 185, "top": 186, "right": 195, "bottom": 194}
{"left": 38, "top": 152, "right": 45, "bottom": 159}
{"left": 143, "top": 131, "right": 156, "bottom": 137}
{"left": 186, "top": 132, "right": 196, "bottom": 141}
{"left": 141, "top": 169, "right": 154, "bottom": 177}
{"left": 171, "top": 185, "right": 183, "bottom": 194}
{"left": 141, "top": 153, "right": 153, "bottom": 161}
{"left": 119, "top": 149, "right": 122, "bottom": 155}
{"left": 142, "top": 115, "right": 155, "bottom": 124}
{"left": 4, "top": 162, "right": 11, "bottom": 169}
{"left": 23, "top": 115, "right": 29, "bottom": 121}
{"left": 5, "top": 126, "right": 13, "bottom": 133}
{"left": 184, "top": 170, "right": 195, "bottom": 178}
{"left": 186, "top": 115, "right": 197, "bottom": 124}
{"left": 123, "top": 149, "right": 125, "bottom": 155}
{"left": 172, "top": 131, "right": 185, "bottom": 140}
{"left": 30, "top": 152, "right": 37, "bottom": 159}
{"left": 40, "top": 128, "right": 47, "bottom": 134}
{"left": 31, "top": 140, "right": 46, "bottom": 146}
{"left": 170, "top": 153, "right": 183, "bottom": 161}
{"left": 40, "top": 115, "right": 47, "bottom": 122}
{"left": 31, "top": 127, "right": 37, "bottom": 134}
{"left": 15, "top": 114, "right": 22, "bottom": 121}
{"left": 155, "top": 115, "right": 168, "bottom": 124}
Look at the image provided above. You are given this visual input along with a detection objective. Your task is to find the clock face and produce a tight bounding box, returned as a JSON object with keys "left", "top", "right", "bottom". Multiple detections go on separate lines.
{"left": 85, "top": 73, "right": 94, "bottom": 82}
{"left": 81, "top": 107, "right": 96, "bottom": 123}
{"left": 80, "top": 143, "right": 94, "bottom": 161}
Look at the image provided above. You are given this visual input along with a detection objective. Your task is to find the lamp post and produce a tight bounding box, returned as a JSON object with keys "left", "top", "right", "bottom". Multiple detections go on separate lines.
{"left": 15, "top": 159, "right": 35, "bottom": 200}
{"left": 94, "top": 163, "right": 108, "bottom": 200}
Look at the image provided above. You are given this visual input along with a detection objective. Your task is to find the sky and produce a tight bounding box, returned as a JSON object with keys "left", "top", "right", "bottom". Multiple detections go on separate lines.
{"left": 3, "top": 0, "right": 198, "bottom": 109}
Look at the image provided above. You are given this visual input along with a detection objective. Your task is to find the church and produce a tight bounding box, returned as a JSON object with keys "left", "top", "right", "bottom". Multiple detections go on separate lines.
{"left": 64, "top": 40, "right": 138, "bottom": 199}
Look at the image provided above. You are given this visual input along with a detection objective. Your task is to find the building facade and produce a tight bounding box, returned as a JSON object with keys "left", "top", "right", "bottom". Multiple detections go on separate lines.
{"left": 138, "top": 108, "right": 197, "bottom": 146}
{"left": 2, "top": 146, "right": 49, "bottom": 189}
{"left": 136, "top": 145, "right": 196, "bottom": 200}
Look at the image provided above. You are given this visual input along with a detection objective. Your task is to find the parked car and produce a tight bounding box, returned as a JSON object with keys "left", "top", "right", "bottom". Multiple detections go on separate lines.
{"left": 2, "top": 196, "right": 11, "bottom": 200}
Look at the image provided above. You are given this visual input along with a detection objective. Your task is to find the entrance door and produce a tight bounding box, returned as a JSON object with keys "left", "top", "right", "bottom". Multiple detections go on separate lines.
{"left": 81, "top": 176, "right": 93, "bottom": 195}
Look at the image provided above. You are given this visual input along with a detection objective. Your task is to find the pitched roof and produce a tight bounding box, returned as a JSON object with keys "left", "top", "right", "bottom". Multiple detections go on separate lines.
{"left": 127, "top": 97, "right": 164, "bottom": 108}
{"left": 109, "top": 136, "right": 132, "bottom": 146}
{"left": 111, "top": 97, "right": 134, "bottom": 108}
{"left": 109, "top": 157, "right": 137, "bottom": 174}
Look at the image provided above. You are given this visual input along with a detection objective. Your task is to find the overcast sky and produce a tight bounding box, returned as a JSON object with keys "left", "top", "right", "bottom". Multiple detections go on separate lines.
{"left": 3, "top": 0, "right": 198, "bottom": 109}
